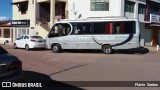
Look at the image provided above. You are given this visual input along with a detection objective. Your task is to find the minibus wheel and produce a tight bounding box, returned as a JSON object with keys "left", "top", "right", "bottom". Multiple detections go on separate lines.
{"left": 52, "top": 44, "right": 61, "bottom": 53}
{"left": 102, "top": 45, "right": 112, "bottom": 54}
{"left": 25, "top": 44, "right": 29, "bottom": 51}
{"left": 13, "top": 43, "right": 17, "bottom": 49}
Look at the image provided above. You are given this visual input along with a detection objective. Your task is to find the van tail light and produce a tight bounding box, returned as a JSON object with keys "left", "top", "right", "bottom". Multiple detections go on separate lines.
{"left": 30, "top": 39, "right": 36, "bottom": 42}
{"left": 7, "top": 61, "right": 22, "bottom": 71}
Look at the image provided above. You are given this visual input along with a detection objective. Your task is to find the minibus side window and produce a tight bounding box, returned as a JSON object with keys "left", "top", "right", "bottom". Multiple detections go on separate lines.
{"left": 93, "top": 22, "right": 105, "bottom": 34}
{"left": 70, "top": 21, "right": 135, "bottom": 35}
{"left": 124, "top": 21, "right": 135, "bottom": 34}
{"left": 112, "top": 21, "right": 135, "bottom": 34}
{"left": 71, "top": 23, "right": 92, "bottom": 35}
{"left": 71, "top": 23, "right": 82, "bottom": 34}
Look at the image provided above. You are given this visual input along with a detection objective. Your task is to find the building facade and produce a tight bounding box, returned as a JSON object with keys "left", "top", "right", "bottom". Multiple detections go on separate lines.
{"left": 12, "top": 0, "right": 68, "bottom": 41}
{"left": 68, "top": 0, "right": 160, "bottom": 46}
{"left": 12, "top": 0, "right": 160, "bottom": 46}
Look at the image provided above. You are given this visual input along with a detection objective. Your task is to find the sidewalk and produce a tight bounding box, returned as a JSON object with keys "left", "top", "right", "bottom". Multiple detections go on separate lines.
{"left": 144, "top": 46, "right": 159, "bottom": 53}
{"left": 0, "top": 44, "right": 13, "bottom": 49}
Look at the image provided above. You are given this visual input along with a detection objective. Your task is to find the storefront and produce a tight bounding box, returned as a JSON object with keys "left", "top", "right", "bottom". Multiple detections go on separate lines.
{"left": 159, "top": 29, "right": 160, "bottom": 45}
{"left": 0, "top": 21, "right": 13, "bottom": 44}
{"left": 11, "top": 20, "right": 30, "bottom": 42}
{"left": 149, "top": 14, "right": 160, "bottom": 46}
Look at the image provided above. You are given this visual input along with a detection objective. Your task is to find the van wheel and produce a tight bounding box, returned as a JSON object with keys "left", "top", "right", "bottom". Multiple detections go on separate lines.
{"left": 52, "top": 44, "right": 61, "bottom": 53}
{"left": 13, "top": 43, "right": 17, "bottom": 49}
{"left": 25, "top": 44, "right": 29, "bottom": 51}
{"left": 102, "top": 45, "right": 112, "bottom": 54}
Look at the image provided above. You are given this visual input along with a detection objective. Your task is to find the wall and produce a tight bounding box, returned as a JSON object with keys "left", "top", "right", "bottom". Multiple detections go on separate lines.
{"left": 12, "top": 0, "right": 36, "bottom": 36}
{"left": 158, "top": 29, "right": 160, "bottom": 45}
{"left": 68, "top": 0, "right": 147, "bottom": 20}
{"left": 35, "top": 26, "right": 49, "bottom": 39}
{"left": 125, "top": 12, "right": 135, "bottom": 19}
{"left": 139, "top": 14, "right": 145, "bottom": 22}
{"left": 68, "top": 0, "right": 125, "bottom": 19}
{"left": 140, "top": 23, "right": 152, "bottom": 46}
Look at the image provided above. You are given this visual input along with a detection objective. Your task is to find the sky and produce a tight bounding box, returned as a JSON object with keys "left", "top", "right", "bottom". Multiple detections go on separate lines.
{"left": 0, "top": 0, "right": 12, "bottom": 21}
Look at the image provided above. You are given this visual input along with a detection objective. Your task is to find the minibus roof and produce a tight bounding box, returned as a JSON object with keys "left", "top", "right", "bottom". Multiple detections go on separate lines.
{"left": 57, "top": 18, "right": 138, "bottom": 23}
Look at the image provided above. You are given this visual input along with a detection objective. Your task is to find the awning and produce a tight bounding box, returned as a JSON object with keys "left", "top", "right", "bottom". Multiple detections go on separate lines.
{"left": 0, "top": 25, "right": 13, "bottom": 27}
{"left": 12, "top": 0, "right": 28, "bottom": 5}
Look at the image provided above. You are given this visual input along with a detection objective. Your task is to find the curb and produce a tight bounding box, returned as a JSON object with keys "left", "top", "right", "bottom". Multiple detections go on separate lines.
{"left": 144, "top": 46, "right": 158, "bottom": 53}
{"left": 0, "top": 44, "right": 13, "bottom": 49}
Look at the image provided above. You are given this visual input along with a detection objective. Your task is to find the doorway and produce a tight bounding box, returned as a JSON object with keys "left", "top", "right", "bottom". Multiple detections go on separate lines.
{"left": 158, "top": 30, "right": 160, "bottom": 45}
{"left": 151, "top": 27, "right": 159, "bottom": 45}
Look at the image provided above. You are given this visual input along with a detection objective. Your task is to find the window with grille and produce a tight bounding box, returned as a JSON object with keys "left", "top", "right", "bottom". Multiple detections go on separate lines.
{"left": 18, "top": 2, "right": 28, "bottom": 14}
{"left": 3, "top": 29, "right": 10, "bottom": 38}
{"left": 150, "top": 7, "right": 159, "bottom": 15}
{"left": 138, "top": 4, "right": 146, "bottom": 14}
{"left": 91, "top": 0, "right": 109, "bottom": 11}
{"left": 125, "top": 1, "right": 135, "bottom": 13}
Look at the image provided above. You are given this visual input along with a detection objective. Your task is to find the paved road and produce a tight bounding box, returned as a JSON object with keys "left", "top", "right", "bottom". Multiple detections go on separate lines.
{"left": 2, "top": 45, "right": 160, "bottom": 90}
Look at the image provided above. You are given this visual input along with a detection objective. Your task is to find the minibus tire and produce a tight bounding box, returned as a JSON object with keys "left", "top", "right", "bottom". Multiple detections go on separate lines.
{"left": 25, "top": 44, "right": 29, "bottom": 51}
{"left": 52, "top": 44, "right": 61, "bottom": 53}
{"left": 13, "top": 43, "right": 17, "bottom": 49}
{"left": 102, "top": 45, "right": 112, "bottom": 54}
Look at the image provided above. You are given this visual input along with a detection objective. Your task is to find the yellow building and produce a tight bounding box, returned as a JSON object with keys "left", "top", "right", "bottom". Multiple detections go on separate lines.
{"left": 12, "top": 0, "right": 68, "bottom": 42}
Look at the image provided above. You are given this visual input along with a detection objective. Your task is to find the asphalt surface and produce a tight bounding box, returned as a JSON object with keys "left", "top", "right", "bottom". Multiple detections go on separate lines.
{"left": 1, "top": 45, "right": 160, "bottom": 90}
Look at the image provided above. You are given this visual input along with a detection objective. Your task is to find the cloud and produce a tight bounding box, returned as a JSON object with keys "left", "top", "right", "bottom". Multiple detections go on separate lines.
{"left": 0, "top": 16, "right": 9, "bottom": 21}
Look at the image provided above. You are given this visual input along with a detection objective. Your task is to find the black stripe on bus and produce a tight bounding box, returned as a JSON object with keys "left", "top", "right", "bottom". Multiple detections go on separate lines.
{"left": 92, "top": 34, "right": 133, "bottom": 47}
{"left": 112, "top": 34, "right": 133, "bottom": 47}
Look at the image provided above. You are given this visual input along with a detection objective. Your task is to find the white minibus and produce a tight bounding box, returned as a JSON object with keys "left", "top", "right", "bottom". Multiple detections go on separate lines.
{"left": 46, "top": 17, "right": 140, "bottom": 54}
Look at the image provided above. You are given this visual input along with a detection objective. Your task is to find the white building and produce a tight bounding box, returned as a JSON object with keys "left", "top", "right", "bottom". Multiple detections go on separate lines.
{"left": 12, "top": 0, "right": 68, "bottom": 41}
{"left": 68, "top": 0, "right": 160, "bottom": 46}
